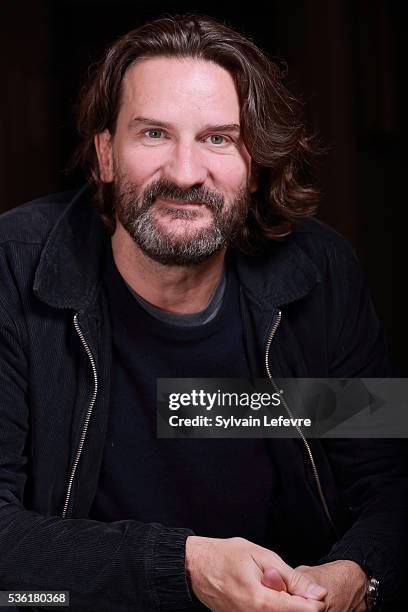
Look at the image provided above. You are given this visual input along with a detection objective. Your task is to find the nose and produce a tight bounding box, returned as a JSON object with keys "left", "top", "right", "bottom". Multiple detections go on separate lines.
{"left": 162, "top": 139, "right": 208, "bottom": 188}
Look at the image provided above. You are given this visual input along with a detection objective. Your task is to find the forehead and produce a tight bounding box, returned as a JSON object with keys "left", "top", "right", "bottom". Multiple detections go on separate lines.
{"left": 119, "top": 56, "right": 241, "bottom": 124}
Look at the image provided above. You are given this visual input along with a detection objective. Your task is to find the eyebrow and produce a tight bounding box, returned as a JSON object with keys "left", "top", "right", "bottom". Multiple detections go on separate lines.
{"left": 129, "top": 116, "right": 241, "bottom": 133}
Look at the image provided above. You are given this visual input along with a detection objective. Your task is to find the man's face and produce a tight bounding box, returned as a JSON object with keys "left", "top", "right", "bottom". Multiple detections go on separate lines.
{"left": 95, "top": 56, "right": 257, "bottom": 265}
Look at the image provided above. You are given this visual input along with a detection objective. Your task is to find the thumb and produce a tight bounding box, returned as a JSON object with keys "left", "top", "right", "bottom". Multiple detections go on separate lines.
{"left": 286, "top": 569, "right": 327, "bottom": 601}
{"left": 261, "top": 567, "right": 287, "bottom": 592}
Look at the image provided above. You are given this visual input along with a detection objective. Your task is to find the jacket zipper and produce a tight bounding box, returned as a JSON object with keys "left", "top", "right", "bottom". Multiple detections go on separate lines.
{"left": 62, "top": 313, "right": 99, "bottom": 518}
{"left": 62, "top": 309, "right": 336, "bottom": 532}
{"left": 265, "top": 310, "right": 337, "bottom": 534}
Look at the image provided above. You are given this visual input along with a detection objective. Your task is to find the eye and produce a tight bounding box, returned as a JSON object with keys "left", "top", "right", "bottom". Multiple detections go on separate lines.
{"left": 207, "top": 134, "right": 230, "bottom": 145}
{"left": 145, "top": 129, "right": 164, "bottom": 139}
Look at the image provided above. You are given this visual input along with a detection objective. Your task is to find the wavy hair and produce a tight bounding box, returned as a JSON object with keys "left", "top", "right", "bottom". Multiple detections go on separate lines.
{"left": 73, "top": 14, "right": 320, "bottom": 253}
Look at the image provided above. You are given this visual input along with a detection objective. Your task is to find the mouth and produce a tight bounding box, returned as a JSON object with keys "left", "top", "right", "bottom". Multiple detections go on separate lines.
{"left": 154, "top": 196, "right": 206, "bottom": 208}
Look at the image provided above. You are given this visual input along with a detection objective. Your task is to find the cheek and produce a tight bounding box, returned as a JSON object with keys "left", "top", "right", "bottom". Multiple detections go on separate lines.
{"left": 114, "top": 146, "right": 165, "bottom": 183}
{"left": 210, "top": 156, "right": 250, "bottom": 191}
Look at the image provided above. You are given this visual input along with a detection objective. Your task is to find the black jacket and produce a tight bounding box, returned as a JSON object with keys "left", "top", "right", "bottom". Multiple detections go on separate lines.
{"left": 0, "top": 186, "right": 406, "bottom": 611}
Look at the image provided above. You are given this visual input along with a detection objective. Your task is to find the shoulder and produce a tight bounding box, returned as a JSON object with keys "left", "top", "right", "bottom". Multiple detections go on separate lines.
{"left": 0, "top": 189, "right": 78, "bottom": 246}
{"left": 288, "top": 216, "right": 361, "bottom": 277}
{"left": 0, "top": 188, "right": 88, "bottom": 313}
{"left": 290, "top": 216, "right": 357, "bottom": 255}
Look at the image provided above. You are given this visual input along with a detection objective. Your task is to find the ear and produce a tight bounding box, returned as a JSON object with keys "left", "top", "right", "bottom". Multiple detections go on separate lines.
{"left": 249, "top": 161, "right": 259, "bottom": 193}
{"left": 94, "top": 130, "right": 114, "bottom": 183}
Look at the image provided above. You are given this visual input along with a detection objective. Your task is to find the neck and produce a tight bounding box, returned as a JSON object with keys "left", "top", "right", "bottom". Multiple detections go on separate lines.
{"left": 111, "top": 222, "right": 226, "bottom": 314}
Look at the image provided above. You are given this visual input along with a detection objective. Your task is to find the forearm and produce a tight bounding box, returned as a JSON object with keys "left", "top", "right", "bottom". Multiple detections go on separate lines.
{"left": 0, "top": 503, "right": 194, "bottom": 611}
{"left": 320, "top": 438, "right": 408, "bottom": 606}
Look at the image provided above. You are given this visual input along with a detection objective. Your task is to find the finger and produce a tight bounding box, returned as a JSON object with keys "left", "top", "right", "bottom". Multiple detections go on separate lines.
{"left": 255, "top": 552, "right": 327, "bottom": 601}
{"left": 260, "top": 589, "right": 327, "bottom": 612}
{"left": 285, "top": 593, "right": 327, "bottom": 611}
{"left": 262, "top": 567, "right": 287, "bottom": 592}
{"left": 286, "top": 570, "right": 327, "bottom": 601}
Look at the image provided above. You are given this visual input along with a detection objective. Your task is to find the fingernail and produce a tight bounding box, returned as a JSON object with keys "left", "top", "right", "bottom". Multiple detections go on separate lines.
{"left": 307, "top": 582, "right": 327, "bottom": 598}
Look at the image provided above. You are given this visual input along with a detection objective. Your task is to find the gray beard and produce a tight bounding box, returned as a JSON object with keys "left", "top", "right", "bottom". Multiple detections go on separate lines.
{"left": 113, "top": 177, "right": 251, "bottom": 266}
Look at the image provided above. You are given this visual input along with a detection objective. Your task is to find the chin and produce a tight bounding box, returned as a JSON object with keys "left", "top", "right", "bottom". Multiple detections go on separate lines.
{"left": 141, "top": 247, "right": 221, "bottom": 268}
{"left": 156, "top": 219, "right": 212, "bottom": 236}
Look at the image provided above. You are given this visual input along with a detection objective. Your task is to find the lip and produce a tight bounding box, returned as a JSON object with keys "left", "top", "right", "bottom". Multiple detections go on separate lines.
{"left": 155, "top": 197, "right": 205, "bottom": 207}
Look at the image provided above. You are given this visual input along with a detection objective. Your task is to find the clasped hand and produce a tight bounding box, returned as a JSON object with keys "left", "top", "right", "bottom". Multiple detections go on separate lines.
{"left": 186, "top": 536, "right": 367, "bottom": 611}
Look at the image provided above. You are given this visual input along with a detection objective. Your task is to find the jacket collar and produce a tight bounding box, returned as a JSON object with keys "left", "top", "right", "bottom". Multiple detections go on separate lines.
{"left": 34, "top": 186, "right": 321, "bottom": 311}
{"left": 34, "top": 185, "right": 109, "bottom": 311}
{"left": 232, "top": 239, "right": 321, "bottom": 310}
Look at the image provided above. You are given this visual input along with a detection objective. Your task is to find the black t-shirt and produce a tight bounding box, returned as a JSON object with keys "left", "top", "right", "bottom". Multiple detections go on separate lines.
{"left": 90, "top": 247, "right": 276, "bottom": 546}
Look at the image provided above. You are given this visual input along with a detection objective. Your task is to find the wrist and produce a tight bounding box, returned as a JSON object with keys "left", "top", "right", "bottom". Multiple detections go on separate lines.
{"left": 185, "top": 536, "right": 200, "bottom": 592}
{"left": 185, "top": 535, "right": 213, "bottom": 596}
{"left": 347, "top": 561, "right": 381, "bottom": 611}
{"left": 340, "top": 560, "right": 380, "bottom": 611}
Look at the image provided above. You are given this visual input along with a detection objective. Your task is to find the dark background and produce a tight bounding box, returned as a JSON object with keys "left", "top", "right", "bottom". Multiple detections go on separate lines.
{"left": 1, "top": 0, "right": 405, "bottom": 371}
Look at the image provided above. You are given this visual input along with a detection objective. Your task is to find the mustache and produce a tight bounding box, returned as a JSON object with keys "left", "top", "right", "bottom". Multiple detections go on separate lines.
{"left": 142, "top": 179, "right": 224, "bottom": 212}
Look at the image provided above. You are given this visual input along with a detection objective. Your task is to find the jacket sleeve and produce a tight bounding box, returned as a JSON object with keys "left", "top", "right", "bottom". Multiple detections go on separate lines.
{"left": 0, "top": 299, "right": 196, "bottom": 612}
{"left": 317, "top": 240, "right": 408, "bottom": 608}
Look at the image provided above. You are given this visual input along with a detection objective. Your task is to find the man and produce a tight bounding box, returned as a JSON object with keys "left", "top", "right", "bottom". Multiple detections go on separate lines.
{"left": 0, "top": 13, "right": 406, "bottom": 612}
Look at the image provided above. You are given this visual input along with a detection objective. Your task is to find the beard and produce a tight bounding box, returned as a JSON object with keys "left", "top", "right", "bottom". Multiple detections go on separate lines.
{"left": 112, "top": 172, "right": 251, "bottom": 266}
